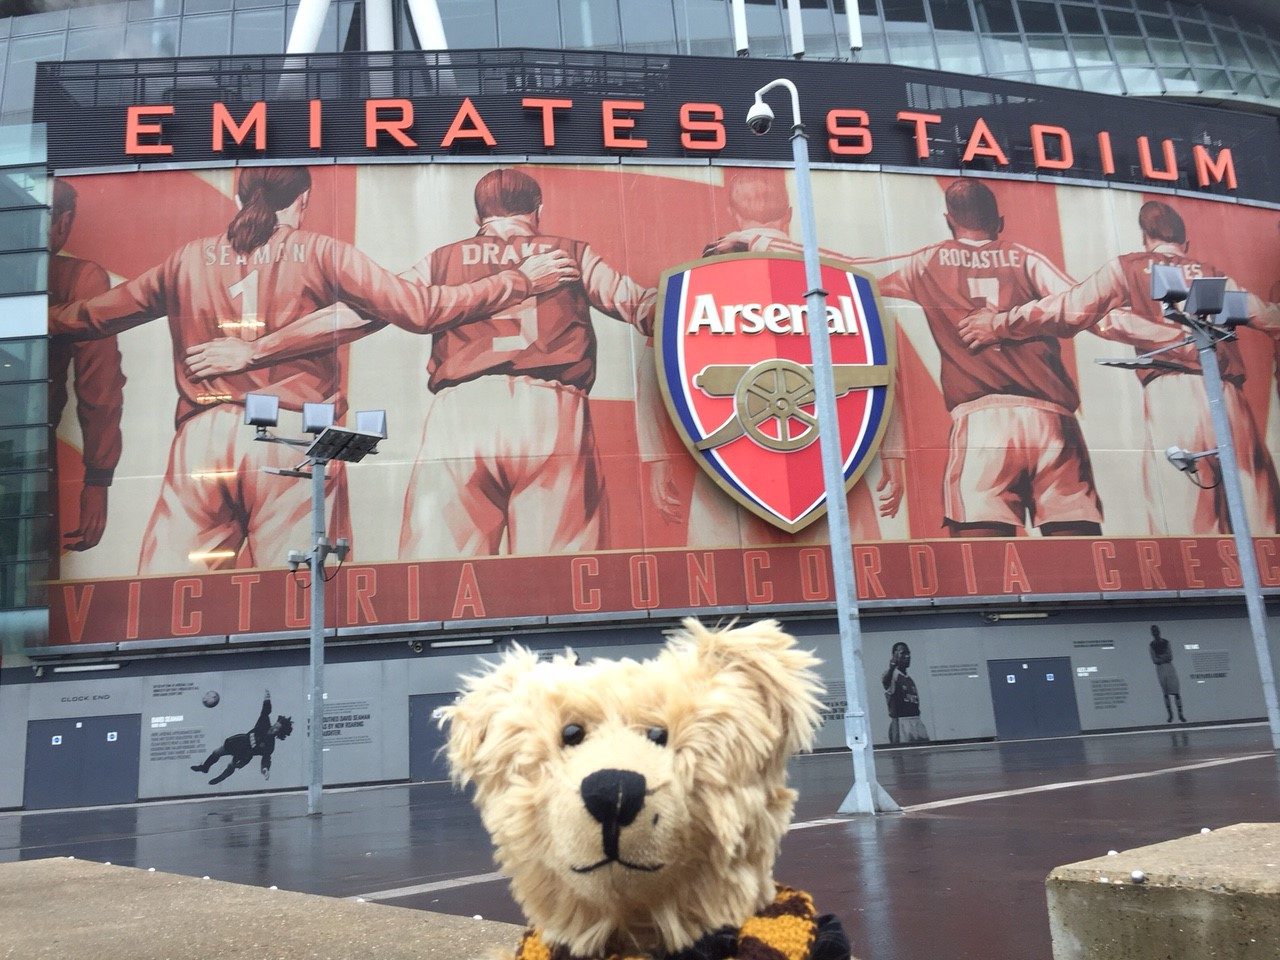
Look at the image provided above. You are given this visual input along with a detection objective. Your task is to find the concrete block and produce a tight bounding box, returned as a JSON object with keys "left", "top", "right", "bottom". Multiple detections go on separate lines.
{"left": 0, "top": 857, "right": 523, "bottom": 960}
{"left": 1047, "top": 823, "right": 1280, "bottom": 960}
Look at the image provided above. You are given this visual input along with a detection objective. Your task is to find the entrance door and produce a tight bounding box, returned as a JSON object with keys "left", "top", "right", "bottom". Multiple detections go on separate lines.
{"left": 24, "top": 714, "right": 141, "bottom": 809}
{"left": 408, "top": 694, "right": 455, "bottom": 783}
{"left": 986, "top": 658, "right": 1081, "bottom": 741}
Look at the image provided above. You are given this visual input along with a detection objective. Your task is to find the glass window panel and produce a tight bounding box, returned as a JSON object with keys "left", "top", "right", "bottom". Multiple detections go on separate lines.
{"left": 0, "top": 518, "right": 48, "bottom": 561}
{"left": 0, "top": 381, "right": 46, "bottom": 427}
{"left": 883, "top": 21, "right": 938, "bottom": 68}
{"left": 232, "top": 7, "right": 285, "bottom": 54}
{"left": 853, "top": 26, "right": 890, "bottom": 62}
{"left": 124, "top": 18, "right": 179, "bottom": 56}
{"left": 982, "top": 33, "right": 1030, "bottom": 71}
{"left": 181, "top": 13, "right": 233, "bottom": 55}
{"left": 929, "top": 0, "right": 973, "bottom": 31}
{"left": 673, "top": 0, "right": 734, "bottom": 57}
{"left": 0, "top": 559, "right": 49, "bottom": 609}
{"left": 1231, "top": 72, "right": 1264, "bottom": 97}
{"left": 744, "top": 0, "right": 787, "bottom": 58}
{"left": 563, "top": 0, "right": 623, "bottom": 50}
{"left": 1070, "top": 35, "right": 1114, "bottom": 67}
{"left": 436, "top": 0, "right": 498, "bottom": 47}
{"left": 0, "top": 251, "right": 45, "bottom": 296}
{"left": 1139, "top": 14, "right": 1177, "bottom": 39}
{"left": 882, "top": 0, "right": 926, "bottom": 22}
{"left": 187, "top": 0, "right": 234, "bottom": 11}
{"left": 1133, "top": 0, "right": 1169, "bottom": 13}
{"left": 128, "top": 0, "right": 182, "bottom": 20}
{"left": 1147, "top": 37, "right": 1187, "bottom": 66}
{"left": 1102, "top": 10, "right": 1142, "bottom": 37}
{"left": 1157, "top": 65, "right": 1197, "bottom": 91}
{"left": 1241, "top": 36, "right": 1278, "bottom": 74}
{"left": 1192, "top": 67, "right": 1230, "bottom": 91}
{"left": 1026, "top": 34, "right": 1072, "bottom": 69}
{"left": 620, "top": 0, "right": 676, "bottom": 52}
{"left": 1183, "top": 41, "right": 1222, "bottom": 67}
{"left": 12, "top": 10, "right": 69, "bottom": 36}
{"left": 993, "top": 70, "right": 1034, "bottom": 83}
{"left": 1033, "top": 68, "right": 1081, "bottom": 89}
{"left": 0, "top": 209, "right": 45, "bottom": 253}
{"left": 934, "top": 31, "right": 985, "bottom": 73}
{"left": 66, "top": 26, "right": 129, "bottom": 60}
{"left": 1016, "top": 1, "right": 1061, "bottom": 34}
{"left": 0, "top": 426, "right": 47, "bottom": 473}
{"left": 1176, "top": 19, "right": 1211, "bottom": 44}
{"left": 973, "top": 0, "right": 1018, "bottom": 34}
{"left": 237, "top": 0, "right": 286, "bottom": 8}
{"left": 1077, "top": 66, "right": 1125, "bottom": 94}
{"left": 1120, "top": 67, "right": 1164, "bottom": 94}
{"left": 1212, "top": 30, "right": 1254, "bottom": 71}
{"left": 1262, "top": 76, "right": 1280, "bottom": 99}
{"left": 796, "top": 0, "right": 838, "bottom": 59}
{"left": 1202, "top": 8, "right": 1234, "bottom": 29}
{"left": 1060, "top": 5, "right": 1103, "bottom": 35}
{"left": 3, "top": 33, "right": 64, "bottom": 119}
{"left": 1109, "top": 35, "right": 1152, "bottom": 65}
{"left": 497, "top": 0, "right": 561, "bottom": 46}
{"left": 70, "top": 3, "right": 129, "bottom": 28}
{"left": 0, "top": 167, "right": 49, "bottom": 208}
{"left": 0, "top": 339, "right": 45, "bottom": 383}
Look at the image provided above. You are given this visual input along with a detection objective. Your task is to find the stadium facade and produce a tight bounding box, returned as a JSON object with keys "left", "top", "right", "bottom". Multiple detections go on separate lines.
{"left": 0, "top": 0, "right": 1278, "bottom": 809}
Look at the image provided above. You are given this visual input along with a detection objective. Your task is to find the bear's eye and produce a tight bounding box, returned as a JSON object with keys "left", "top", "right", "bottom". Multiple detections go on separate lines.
{"left": 645, "top": 727, "right": 669, "bottom": 747}
{"left": 561, "top": 723, "right": 586, "bottom": 747}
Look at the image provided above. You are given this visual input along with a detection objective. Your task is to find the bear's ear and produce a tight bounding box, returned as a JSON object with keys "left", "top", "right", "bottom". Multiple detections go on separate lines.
{"left": 680, "top": 618, "right": 823, "bottom": 756}
{"left": 440, "top": 645, "right": 539, "bottom": 788}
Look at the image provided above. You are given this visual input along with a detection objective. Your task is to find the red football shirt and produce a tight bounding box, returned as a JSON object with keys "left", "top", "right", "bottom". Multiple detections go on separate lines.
{"left": 410, "top": 216, "right": 655, "bottom": 394}
{"left": 50, "top": 225, "right": 533, "bottom": 427}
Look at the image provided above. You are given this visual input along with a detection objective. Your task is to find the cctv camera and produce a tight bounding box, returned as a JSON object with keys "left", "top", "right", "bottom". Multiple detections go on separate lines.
{"left": 409, "top": 640, "right": 423, "bottom": 654}
{"left": 746, "top": 100, "right": 774, "bottom": 135}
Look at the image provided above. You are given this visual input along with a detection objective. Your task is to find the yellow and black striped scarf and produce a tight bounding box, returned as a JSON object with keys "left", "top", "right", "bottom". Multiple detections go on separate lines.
{"left": 516, "top": 886, "right": 819, "bottom": 960}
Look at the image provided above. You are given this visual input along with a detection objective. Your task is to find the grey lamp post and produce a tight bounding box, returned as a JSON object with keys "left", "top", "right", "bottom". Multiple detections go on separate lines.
{"left": 1096, "top": 271, "right": 1280, "bottom": 751}
{"left": 746, "top": 79, "right": 898, "bottom": 815}
{"left": 245, "top": 394, "right": 388, "bottom": 814}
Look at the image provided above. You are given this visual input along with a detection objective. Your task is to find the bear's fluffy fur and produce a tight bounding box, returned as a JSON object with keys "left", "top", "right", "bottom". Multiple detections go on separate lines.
{"left": 443, "top": 618, "right": 824, "bottom": 958}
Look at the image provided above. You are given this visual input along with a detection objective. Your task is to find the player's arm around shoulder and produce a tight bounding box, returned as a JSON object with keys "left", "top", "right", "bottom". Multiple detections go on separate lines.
{"left": 579, "top": 243, "right": 657, "bottom": 336}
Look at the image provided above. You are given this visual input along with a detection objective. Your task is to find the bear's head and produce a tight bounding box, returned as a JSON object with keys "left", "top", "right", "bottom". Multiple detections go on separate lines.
{"left": 443, "top": 619, "right": 823, "bottom": 958}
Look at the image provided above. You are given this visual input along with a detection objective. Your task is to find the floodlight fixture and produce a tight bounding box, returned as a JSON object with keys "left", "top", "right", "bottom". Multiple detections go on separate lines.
{"left": 1184, "top": 277, "right": 1228, "bottom": 318}
{"left": 244, "top": 393, "right": 280, "bottom": 433}
{"left": 302, "top": 402, "right": 336, "bottom": 435}
{"left": 1213, "top": 290, "right": 1250, "bottom": 328}
{"left": 305, "top": 425, "right": 382, "bottom": 463}
{"left": 355, "top": 409, "right": 388, "bottom": 439}
{"left": 1150, "top": 264, "right": 1189, "bottom": 305}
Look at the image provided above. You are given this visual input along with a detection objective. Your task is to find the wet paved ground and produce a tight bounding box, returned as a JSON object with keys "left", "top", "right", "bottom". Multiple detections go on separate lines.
{"left": 3, "top": 723, "right": 1277, "bottom": 960}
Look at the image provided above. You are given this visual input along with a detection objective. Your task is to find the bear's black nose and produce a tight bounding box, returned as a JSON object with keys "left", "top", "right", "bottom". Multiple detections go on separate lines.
{"left": 580, "top": 768, "right": 647, "bottom": 829}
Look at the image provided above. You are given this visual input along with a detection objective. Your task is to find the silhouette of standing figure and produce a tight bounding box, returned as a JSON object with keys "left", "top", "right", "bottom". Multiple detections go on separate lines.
{"left": 1149, "top": 625, "right": 1186, "bottom": 723}
{"left": 192, "top": 690, "right": 293, "bottom": 785}
{"left": 883, "top": 642, "right": 930, "bottom": 744}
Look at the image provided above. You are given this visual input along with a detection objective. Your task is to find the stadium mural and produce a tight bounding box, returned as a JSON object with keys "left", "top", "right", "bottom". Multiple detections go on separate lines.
{"left": 43, "top": 162, "right": 1280, "bottom": 644}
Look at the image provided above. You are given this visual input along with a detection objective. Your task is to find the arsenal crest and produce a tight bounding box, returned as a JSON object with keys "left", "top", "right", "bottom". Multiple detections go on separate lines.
{"left": 655, "top": 254, "right": 895, "bottom": 533}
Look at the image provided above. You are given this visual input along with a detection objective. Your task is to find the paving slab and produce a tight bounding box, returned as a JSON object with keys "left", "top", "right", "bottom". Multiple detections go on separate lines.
{"left": 1046, "top": 822, "right": 1280, "bottom": 960}
{"left": 0, "top": 857, "right": 524, "bottom": 960}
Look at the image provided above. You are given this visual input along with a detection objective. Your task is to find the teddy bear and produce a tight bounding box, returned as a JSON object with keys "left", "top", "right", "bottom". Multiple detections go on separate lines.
{"left": 443, "top": 618, "right": 854, "bottom": 960}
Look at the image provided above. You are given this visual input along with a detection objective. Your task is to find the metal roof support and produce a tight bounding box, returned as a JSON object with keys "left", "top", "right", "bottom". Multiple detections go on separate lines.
{"left": 405, "top": 0, "right": 449, "bottom": 50}
{"left": 731, "top": 0, "right": 748, "bottom": 56}
{"left": 285, "top": 0, "right": 333, "bottom": 54}
{"left": 786, "top": 0, "right": 804, "bottom": 58}
{"left": 847, "top": 0, "right": 864, "bottom": 52}
{"left": 365, "top": 0, "right": 395, "bottom": 50}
